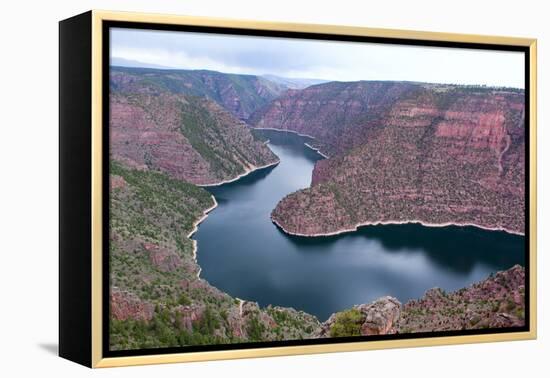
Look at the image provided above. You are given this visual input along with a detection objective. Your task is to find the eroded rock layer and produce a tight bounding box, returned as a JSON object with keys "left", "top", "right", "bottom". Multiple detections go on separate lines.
{"left": 264, "top": 82, "right": 525, "bottom": 235}
{"left": 110, "top": 92, "right": 278, "bottom": 185}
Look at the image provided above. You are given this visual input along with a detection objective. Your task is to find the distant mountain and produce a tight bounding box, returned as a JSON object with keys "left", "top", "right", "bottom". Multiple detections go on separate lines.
{"left": 253, "top": 81, "right": 526, "bottom": 235}
{"left": 262, "top": 74, "right": 329, "bottom": 89}
{"left": 110, "top": 66, "right": 288, "bottom": 120}
{"left": 110, "top": 57, "right": 173, "bottom": 70}
{"left": 250, "top": 81, "right": 420, "bottom": 156}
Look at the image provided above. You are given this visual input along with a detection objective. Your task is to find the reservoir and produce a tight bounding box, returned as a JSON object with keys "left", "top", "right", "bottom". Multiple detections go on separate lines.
{"left": 195, "top": 130, "right": 525, "bottom": 321}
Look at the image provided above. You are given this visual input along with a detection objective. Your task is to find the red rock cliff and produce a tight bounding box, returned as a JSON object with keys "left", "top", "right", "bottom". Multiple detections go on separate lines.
{"left": 266, "top": 83, "right": 525, "bottom": 235}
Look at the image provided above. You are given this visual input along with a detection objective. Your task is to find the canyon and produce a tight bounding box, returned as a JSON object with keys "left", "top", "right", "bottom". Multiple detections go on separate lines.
{"left": 257, "top": 81, "right": 525, "bottom": 235}
{"left": 110, "top": 160, "right": 525, "bottom": 348}
{"left": 108, "top": 67, "right": 526, "bottom": 350}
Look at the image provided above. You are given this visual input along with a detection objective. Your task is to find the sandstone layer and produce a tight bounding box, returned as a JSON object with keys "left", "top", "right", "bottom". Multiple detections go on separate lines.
{"left": 263, "top": 82, "right": 525, "bottom": 235}
{"left": 110, "top": 92, "right": 279, "bottom": 186}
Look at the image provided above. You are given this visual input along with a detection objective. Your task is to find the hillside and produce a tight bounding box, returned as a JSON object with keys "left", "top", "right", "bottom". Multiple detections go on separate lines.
{"left": 110, "top": 91, "right": 279, "bottom": 186}
{"left": 111, "top": 66, "right": 287, "bottom": 120}
{"left": 109, "top": 162, "right": 320, "bottom": 350}
{"left": 263, "top": 82, "right": 525, "bottom": 235}
{"left": 249, "top": 81, "right": 421, "bottom": 156}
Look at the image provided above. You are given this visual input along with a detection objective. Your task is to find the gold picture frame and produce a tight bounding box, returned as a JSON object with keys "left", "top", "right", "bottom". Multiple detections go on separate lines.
{"left": 59, "top": 9, "right": 537, "bottom": 368}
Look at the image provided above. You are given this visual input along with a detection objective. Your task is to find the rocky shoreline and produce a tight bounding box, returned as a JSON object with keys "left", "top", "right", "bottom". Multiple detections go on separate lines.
{"left": 197, "top": 159, "right": 280, "bottom": 188}
{"left": 303, "top": 142, "right": 329, "bottom": 159}
{"left": 271, "top": 214, "right": 525, "bottom": 238}
{"left": 253, "top": 127, "right": 331, "bottom": 158}
{"left": 188, "top": 195, "right": 218, "bottom": 278}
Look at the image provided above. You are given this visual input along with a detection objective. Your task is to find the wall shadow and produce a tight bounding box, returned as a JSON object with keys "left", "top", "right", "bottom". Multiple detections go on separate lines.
{"left": 278, "top": 222, "right": 525, "bottom": 274}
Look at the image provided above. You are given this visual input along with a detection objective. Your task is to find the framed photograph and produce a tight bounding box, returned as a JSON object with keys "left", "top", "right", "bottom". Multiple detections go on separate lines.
{"left": 59, "top": 10, "right": 537, "bottom": 368}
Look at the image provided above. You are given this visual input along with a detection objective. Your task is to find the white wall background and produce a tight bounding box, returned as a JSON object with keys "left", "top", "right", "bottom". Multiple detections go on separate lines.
{"left": 0, "top": 0, "right": 547, "bottom": 376}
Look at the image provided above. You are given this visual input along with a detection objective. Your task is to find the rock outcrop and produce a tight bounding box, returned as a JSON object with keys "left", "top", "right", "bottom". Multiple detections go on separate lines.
{"left": 110, "top": 174, "right": 127, "bottom": 190}
{"left": 175, "top": 304, "right": 206, "bottom": 332}
{"left": 143, "top": 242, "right": 183, "bottom": 272}
{"left": 110, "top": 288, "right": 154, "bottom": 322}
{"left": 317, "top": 296, "right": 401, "bottom": 337}
{"left": 358, "top": 297, "right": 402, "bottom": 335}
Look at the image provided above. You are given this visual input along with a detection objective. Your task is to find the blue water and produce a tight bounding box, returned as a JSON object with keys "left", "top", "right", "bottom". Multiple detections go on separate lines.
{"left": 195, "top": 130, "right": 525, "bottom": 321}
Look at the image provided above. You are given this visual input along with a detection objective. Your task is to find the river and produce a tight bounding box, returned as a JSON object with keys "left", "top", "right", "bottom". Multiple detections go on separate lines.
{"left": 195, "top": 130, "right": 525, "bottom": 321}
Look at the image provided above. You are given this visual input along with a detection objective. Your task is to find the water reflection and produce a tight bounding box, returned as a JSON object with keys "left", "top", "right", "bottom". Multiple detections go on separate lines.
{"left": 195, "top": 130, "right": 525, "bottom": 321}
{"left": 281, "top": 223, "right": 524, "bottom": 274}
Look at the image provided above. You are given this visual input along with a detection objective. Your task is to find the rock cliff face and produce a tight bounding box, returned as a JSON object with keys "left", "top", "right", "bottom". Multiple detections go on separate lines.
{"left": 111, "top": 67, "right": 287, "bottom": 120}
{"left": 249, "top": 81, "right": 420, "bottom": 156}
{"left": 265, "top": 82, "right": 525, "bottom": 235}
{"left": 110, "top": 92, "right": 278, "bottom": 186}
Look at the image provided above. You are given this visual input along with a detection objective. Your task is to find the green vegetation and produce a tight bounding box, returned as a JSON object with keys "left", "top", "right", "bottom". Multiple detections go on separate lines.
{"left": 179, "top": 96, "right": 243, "bottom": 178}
{"left": 110, "top": 160, "right": 213, "bottom": 247}
{"left": 109, "top": 160, "right": 319, "bottom": 350}
{"left": 329, "top": 308, "right": 363, "bottom": 337}
{"left": 109, "top": 161, "right": 233, "bottom": 349}
{"left": 110, "top": 316, "right": 227, "bottom": 350}
{"left": 246, "top": 315, "right": 266, "bottom": 342}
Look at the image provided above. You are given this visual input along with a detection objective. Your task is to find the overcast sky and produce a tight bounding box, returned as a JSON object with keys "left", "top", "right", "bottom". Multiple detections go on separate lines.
{"left": 110, "top": 27, "right": 525, "bottom": 88}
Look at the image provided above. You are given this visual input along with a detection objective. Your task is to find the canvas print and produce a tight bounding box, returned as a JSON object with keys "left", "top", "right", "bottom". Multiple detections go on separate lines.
{"left": 108, "top": 27, "right": 527, "bottom": 352}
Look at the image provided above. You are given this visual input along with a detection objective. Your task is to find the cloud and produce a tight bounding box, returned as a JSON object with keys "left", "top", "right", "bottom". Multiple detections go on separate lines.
{"left": 110, "top": 27, "right": 525, "bottom": 88}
